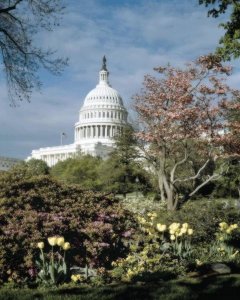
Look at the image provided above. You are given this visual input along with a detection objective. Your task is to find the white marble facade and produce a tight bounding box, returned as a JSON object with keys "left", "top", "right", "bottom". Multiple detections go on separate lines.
{"left": 30, "top": 57, "right": 128, "bottom": 167}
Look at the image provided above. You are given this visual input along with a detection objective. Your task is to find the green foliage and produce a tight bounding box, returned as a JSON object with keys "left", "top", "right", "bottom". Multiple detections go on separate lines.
{"left": 111, "top": 213, "right": 195, "bottom": 282}
{"left": 155, "top": 199, "right": 240, "bottom": 243}
{"left": 50, "top": 156, "right": 102, "bottom": 190}
{"left": 9, "top": 159, "right": 49, "bottom": 179}
{"left": 211, "top": 159, "right": 240, "bottom": 198}
{"left": 98, "top": 125, "right": 152, "bottom": 195}
{"left": 199, "top": 0, "right": 240, "bottom": 60}
{"left": 50, "top": 127, "right": 153, "bottom": 195}
{"left": 98, "top": 157, "right": 151, "bottom": 195}
{"left": 3, "top": 275, "right": 240, "bottom": 299}
{"left": 0, "top": 173, "right": 135, "bottom": 283}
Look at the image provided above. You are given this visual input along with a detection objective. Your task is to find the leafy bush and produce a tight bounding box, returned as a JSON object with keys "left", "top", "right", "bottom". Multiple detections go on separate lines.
{"left": 155, "top": 199, "right": 240, "bottom": 244}
{"left": 111, "top": 213, "right": 194, "bottom": 282}
{"left": 50, "top": 156, "right": 102, "bottom": 190}
{"left": 0, "top": 173, "right": 135, "bottom": 283}
{"left": 10, "top": 159, "right": 50, "bottom": 178}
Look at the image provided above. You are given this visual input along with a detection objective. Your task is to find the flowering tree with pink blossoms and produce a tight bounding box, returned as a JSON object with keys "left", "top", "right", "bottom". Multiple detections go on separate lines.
{"left": 134, "top": 54, "right": 240, "bottom": 210}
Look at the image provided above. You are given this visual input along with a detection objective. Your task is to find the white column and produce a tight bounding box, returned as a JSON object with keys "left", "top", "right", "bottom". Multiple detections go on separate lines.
{"left": 89, "top": 126, "right": 92, "bottom": 138}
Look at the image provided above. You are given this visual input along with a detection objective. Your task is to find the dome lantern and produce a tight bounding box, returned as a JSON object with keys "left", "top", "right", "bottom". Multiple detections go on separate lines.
{"left": 99, "top": 56, "right": 109, "bottom": 86}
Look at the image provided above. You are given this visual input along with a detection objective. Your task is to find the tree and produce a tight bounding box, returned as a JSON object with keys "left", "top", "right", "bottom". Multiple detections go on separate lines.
{"left": 0, "top": 0, "right": 67, "bottom": 104}
{"left": 50, "top": 155, "right": 102, "bottom": 191}
{"left": 98, "top": 125, "right": 152, "bottom": 195}
{"left": 9, "top": 158, "right": 49, "bottom": 178}
{"left": 199, "top": 0, "right": 240, "bottom": 60}
{"left": 211, "top": 158, "right": 240, "bottom": 198}
{"left": 134, "top": 54, "right": 240, "bottom": 210}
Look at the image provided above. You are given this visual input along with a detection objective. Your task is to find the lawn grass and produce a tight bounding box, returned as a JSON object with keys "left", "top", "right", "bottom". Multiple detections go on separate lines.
{"left": 1, "top": 274, "right": 240, "bottom": 300}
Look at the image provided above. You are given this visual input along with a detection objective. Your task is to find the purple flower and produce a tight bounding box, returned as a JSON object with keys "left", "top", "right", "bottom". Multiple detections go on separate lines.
{"left": 122, "top": 230, "right": 133, "bottom": 238}
{"left": 28, "top": 268, "right": 37, "bottom": 278}
{"left": 98, "top": 242, "right": 110, "bottom": 248}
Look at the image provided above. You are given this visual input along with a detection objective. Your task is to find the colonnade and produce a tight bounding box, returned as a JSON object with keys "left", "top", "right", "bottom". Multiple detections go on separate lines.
{"left": 75, "top": 124, "right": 123, "bottom": 141}
{"left": 82, "top": 110, "right": 127, "bottom": 121}
{"left": 41, "top": 152, "right": 74, "bottom": 167}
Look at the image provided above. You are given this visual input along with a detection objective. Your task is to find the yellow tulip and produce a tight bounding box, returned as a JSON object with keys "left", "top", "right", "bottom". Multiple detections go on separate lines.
{"left": 170, "top": 234, "right": 176, "bottom": 241}
{"left": 219, "top": 222, "right": 228, "bottom": 230}
{"left": 230, "top": 224, "right": 238, "bottom": 230}
{"left": 180, "top": 227, "right": 187, "bottom": 234}
{"left": 226, "top": 228, "right": 232, "bottom": 234}
{"left": 187, "top": 228, "right": 193, "bottom": 235}
{"left": 182, "top": 223, "right": 189, "bottom": 228}
{"left": 71, "top": 275, "right": 78, "bottom": 283}
{"left": 48, "top": 236, "right": 58, "bottom": 246}
{"left": 56, "top": 237, "right": 65, "bottom": 246}
{"left": 37, "top": 242, "right": 44, "bottom": 249}
{"left": 169, "top": 223, "right": 180, "bottom": 230}
{"left": 156, "top": 223, "right": 167, "bottom": 232}
{"left": 62, "top": 242, "right": 70, "bottom": 250}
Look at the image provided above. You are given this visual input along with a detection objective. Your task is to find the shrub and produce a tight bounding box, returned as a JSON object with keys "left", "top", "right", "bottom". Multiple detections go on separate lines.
{"left": 111, "top": 213, "right": 194, "bottom": 282}
{"left": 155, "top": 199, "right": 240, "bottom": 244}
{"left": 50, "top": 156, "right": 102, "bottom": 190}
{"left": 0, "top": 173, "right": 135, "bottom": 283}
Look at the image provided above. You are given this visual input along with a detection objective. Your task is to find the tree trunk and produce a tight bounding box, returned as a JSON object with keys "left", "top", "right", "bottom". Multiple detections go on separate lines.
{"left": 163, "top": 175, "right": 178, "bottom": 211}
{"left": 158, "top": 171, "right": 165, "bottom": 202}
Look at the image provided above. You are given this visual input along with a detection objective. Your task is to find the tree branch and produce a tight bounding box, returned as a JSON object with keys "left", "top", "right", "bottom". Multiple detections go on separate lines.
{"left": 173, "top": 157, "right": 210, "bottom": 184}
{"left": 189, "top": 162, "right": 228, "bottom": 197}
{"left": 0, "top": 0, "right": 23, "bottom": 13}
{"left": 170, "top": 146, "right": 188, "bottom": 184}
{"left": 0, "top": 28, "right": 26, "bottom": 55}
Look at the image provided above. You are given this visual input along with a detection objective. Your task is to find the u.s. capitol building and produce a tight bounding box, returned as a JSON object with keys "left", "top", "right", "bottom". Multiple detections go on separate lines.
{"left": 29, "top": 57, "right": 129, "bottom": 166}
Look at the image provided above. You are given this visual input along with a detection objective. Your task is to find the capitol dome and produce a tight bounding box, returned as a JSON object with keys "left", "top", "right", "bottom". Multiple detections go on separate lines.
{"left": 74, "top": 56, "right": 128, "bottom": 157}
{"left": 30, "top": 56, "right": 129, "bottom": 165}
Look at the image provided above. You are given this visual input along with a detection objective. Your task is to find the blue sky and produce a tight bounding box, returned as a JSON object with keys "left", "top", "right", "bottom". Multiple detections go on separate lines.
{"left": 0, "top": 0, "right": 239, "bottom": 159}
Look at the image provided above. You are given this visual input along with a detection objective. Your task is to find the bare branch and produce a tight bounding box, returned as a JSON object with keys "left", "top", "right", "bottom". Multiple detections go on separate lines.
{"left": 170, "top": 146, "right": 188, "bottom": 184}
{"left": 0, "top": 0, "right": 23, "bottom": 13}
{"left": 0, "top": 28, "right": 26, "bottom": 55}
{"left": 173, "top": 158, "right": 210, "bottom": 184}
{"left": 189, "top": 162, "right": 229, "bottom": 197}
